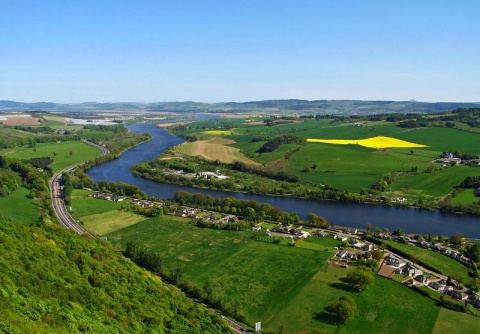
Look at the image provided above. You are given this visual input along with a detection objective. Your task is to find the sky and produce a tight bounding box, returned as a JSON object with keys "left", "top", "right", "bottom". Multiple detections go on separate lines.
{"left": 1, "top": 1, "right": 479, "bottom": 103}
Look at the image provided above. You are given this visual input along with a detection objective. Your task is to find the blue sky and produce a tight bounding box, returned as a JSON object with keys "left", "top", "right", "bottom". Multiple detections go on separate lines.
{"left": 1, "top": 1, "right": 479, "bottom": 103}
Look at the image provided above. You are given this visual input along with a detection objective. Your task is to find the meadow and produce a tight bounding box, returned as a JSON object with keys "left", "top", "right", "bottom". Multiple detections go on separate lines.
{"left": 0, "top": 187, "right": 40, "bottom": 224}
{"left": 0, "top": 141, "right": 101, "bottom": 172}
{"left": 69, "top": 189, "right": 146, "bottom": 235}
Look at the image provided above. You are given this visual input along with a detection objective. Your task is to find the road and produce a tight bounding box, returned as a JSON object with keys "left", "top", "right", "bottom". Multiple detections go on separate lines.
{"left": 49, "top": 141, "right": 251, "bottom": 333}
{"left": 49, "top": 141, "right": 109, "bottom": 237}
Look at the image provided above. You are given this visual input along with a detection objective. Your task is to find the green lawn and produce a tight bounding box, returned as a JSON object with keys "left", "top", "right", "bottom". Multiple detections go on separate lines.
{"left": 453, "top": 189, "right": 480, "bottom": 204}
{"left": 70, "top": 189, "right": 127, "bottom": 217}
{"left": 0, "top": 141, "right": 102, "bottom": 172}
{"left": 0, "top": 187, "right": 40, "bottom": 224}
{"left": 432, "top": 308, "right": 480, "bottom": 334}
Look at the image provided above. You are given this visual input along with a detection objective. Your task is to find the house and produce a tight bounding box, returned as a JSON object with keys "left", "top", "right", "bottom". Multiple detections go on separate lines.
{"left": 415, "top": 274, "right": 429, "bottom": 283}
{"left": 446, "top": 289, "right": 469, "bottom": 301}
{"left": 400, "top": 264, "right": 423, "bottom": 277}
{"left": 384, "top": 254, "right": 406, "bottom": 267}
{"left": 252, "top": 226, "right": 261, "bottom": 232}
{"left": 362, "top": 243, "right": 375, "bottom": 252}
{"left": 428, "top": 281, "right": 446, "bottom": 292}
{"left": 336, "top": 250, "right": 351, "bottom": 259}
{"left": 468, "top": 159, "right": 480, "bottom": 166}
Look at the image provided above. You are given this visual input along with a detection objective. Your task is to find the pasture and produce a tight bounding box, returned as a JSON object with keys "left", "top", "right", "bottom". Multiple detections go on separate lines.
{"left": 432, "top": 308, "right": 480, "bottom": 334}
{"left": 70, "top": 189, "right": 146, "bottom": 235}
{"left": 0, "top": 187, "right": 40, "bottom": 225}
{"left": 0, "top": 141, "right": 102, "bottom": 172}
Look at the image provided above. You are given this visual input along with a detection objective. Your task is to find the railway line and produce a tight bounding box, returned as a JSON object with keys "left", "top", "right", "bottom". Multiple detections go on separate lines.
{"left": 49, "top": 141, "right": 109, "bottom": 238}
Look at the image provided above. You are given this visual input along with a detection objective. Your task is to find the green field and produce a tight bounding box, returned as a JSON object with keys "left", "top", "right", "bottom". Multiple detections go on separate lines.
{"left": 432, "top": 308, "right": 480, "bottom": 334}
{"left": 169, "top": 118, "right": 480, "bottom": 200}
{"left": 70, "top": 189, "right": 146, "bottom": 235}
{"left": 453, "top": 189, "right": 479, "bottom": 204}
{"left": 106, "top": 214, "right": 457, "bottom": 333}
{"left": 0, "top": 141, "right": 102, "bottom": 172}
{"left": 0, "top": 187, "right": 40, "bottom": 224}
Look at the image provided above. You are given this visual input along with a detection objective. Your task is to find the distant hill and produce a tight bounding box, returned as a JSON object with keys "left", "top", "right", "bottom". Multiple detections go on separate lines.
{"left": 0, "top": 99, "right": 478, "bottom": 115}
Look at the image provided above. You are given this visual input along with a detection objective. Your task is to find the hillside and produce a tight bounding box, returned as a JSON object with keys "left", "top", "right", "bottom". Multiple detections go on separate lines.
{"left": 0, "top": 99, "right": 477, "bottom": 115}
{"left": 0, "top": 216, "right": 232, "bottom": 333}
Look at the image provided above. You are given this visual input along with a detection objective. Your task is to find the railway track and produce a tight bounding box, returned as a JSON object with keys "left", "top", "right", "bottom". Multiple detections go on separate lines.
{"left": 49, "top": 141, "right": 109, "bottom": 238}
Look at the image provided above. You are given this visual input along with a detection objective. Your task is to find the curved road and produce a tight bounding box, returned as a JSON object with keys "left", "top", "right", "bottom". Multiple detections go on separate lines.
{"left": 49, "top": 141, "right": 250, "bottom": 333}
{"left": 49, "top": 141, "right": 109, "bottom": 237}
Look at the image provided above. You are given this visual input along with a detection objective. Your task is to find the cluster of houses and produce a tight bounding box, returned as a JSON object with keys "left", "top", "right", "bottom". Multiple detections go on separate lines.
{"left": 92, "top": 191, "right": 125, "bottom": 202}
{"left": 269, "top": 225, "right": 311, "bottom": 238}
{"left": 381, "top": 253, "right": 480, "bottom": 307}
{"left": 162, "top": 168, "right": 229, "bottom": 180}
{"left": 374, "top": 232, "right": 470, "bottom": 263}
{"left": 435, "top": 152, "right": 480, "bottom": 166}
{"left": 175, "top": 207, "right": 240, "bottom": 225}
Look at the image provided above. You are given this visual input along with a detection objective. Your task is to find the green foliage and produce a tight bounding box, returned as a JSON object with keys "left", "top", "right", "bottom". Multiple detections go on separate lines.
{"left": 0, "top": 216, "right": 232, "bottom": 333}
{"left": 345, "top": 268, "right": 375, "bottom": 290}
{"left": 327, "top": 296, "right": 358, "bottom": 323}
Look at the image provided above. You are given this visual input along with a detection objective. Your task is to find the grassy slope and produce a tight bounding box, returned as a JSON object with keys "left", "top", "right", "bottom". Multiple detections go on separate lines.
{"left": 0, "top": 141, "right": 101, "bottom": 172}
{"left": 0, "top": 187, "right": 39, "bottom": 224}
{"left": 108, "top": 215, "right": 450, "bottom": 333}
{"left": 453, "top": 189, "right": 479, "bottom": 204}
{"left": 432, "top": 308, "right": 480, "bottom": 334}
{"left": 387, "top": 165, "right": 480, "bottom": 202}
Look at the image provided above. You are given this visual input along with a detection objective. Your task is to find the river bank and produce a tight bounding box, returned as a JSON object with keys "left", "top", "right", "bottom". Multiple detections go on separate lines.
{"left": 86, "top": 121, "right": 480, "bottom": 238}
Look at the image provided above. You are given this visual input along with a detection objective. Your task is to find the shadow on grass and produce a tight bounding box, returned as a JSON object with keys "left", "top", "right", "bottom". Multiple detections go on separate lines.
{"left": 329, "top": 282, "right": 358, "bottom": 292}
{"left": 313, "top": 311, "right": 338, "bottom": 325}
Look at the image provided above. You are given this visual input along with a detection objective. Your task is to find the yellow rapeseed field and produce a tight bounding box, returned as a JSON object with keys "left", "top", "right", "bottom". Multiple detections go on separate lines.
{"left": 306, "top": 136, "right": 428, "bottom": 149}
{"left": 202, "top": 130, "right": 234, "bottom": 135}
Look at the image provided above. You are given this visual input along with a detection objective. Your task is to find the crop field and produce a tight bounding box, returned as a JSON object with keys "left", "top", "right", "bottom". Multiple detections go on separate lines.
{"left": 177, "top": 137, "right": 261, "bottom": 165}
{"left": 307, "top": 135, "right": 428, "bottom": 149}
{"left": 170, "top": 118, "right": 480, "bottom": 201}
{"left": 201, "top": 130, "right": 235, "bottom": 136}
{"left": 0, "top": 141, "right": 101, "bottom": 172}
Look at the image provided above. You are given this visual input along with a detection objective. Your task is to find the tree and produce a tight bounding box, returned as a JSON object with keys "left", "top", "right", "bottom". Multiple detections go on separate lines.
{"left": 327, "top": 296, "right": 358, "bottom": 323}
{"left": 467, "top": 242, "right": 480, "bottom": 263}
{"left": 371, "top": 250, "right": 383, "bottom": 262}
{"left": 450, "top": 233, "right": 464, "bottom": 249}
{"left": 69, "top": 150, "right": 73, "bottom": 157}
{"left": 345, "top": 268, "right": 374, "bottom": 290}
{"left": 53, "top": 152, "right": 57, "bottom": 158}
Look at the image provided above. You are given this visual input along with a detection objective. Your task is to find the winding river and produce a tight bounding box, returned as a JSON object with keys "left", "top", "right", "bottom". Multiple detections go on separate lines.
{"left": 86, "top": 121, "right": 480, "bottom": 238}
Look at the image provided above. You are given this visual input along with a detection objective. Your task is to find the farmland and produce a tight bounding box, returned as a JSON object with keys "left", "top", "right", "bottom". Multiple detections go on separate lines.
{"left": 161, "top": 117, "right": 480, "bottom": 210}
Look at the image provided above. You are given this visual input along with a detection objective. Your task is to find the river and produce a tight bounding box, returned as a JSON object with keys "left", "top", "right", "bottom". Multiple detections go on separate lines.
{"left": 86, "top": 121, "right": 480, "bottom": 238}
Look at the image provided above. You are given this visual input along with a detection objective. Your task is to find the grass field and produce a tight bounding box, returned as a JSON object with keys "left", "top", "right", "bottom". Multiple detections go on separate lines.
{"left": 380, "top": 240, "right": 470, "bottom": 281}
{"left": 81, "top": 211, "right": 146, "bottom": 235}
{"left": 0, "top": 141, "right": 102, "bottom": 172}
{"left": 432, "top": 308, "right": 480, "bottom": 334}
{"left": 0, "top": 187, "right": 40, "bottom": 225}
{"left": 70, "top": 189, "right": 146, "bottom": 235}
{"left": 453, "top": 189, "right": 479, "bottom": 204}
{"left": 387, "top": 165, "right": 480, "bottom": 203}
{"left": 177, "top": 137, "right": 261, "bottom": 165}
